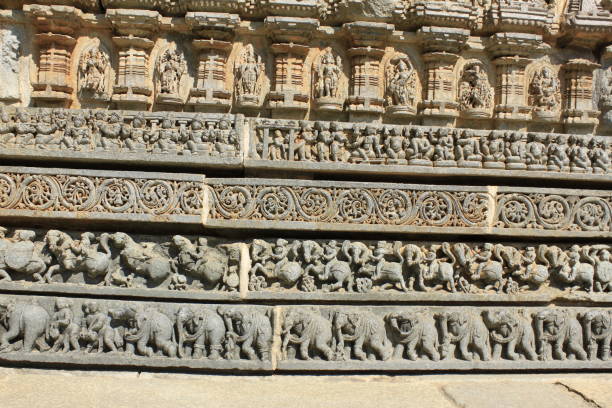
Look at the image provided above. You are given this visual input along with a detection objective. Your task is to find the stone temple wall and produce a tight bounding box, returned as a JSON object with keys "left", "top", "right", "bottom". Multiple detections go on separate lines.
{"left": 0, "top": 0, "right": 610, "bottom": 397}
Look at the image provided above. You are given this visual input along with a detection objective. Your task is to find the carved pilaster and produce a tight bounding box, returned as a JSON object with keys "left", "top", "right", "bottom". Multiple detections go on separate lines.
{"left": 265, "top": 17, "right": 319, "bottom": 117}
{"left": 417, "top": 27, "right": 469, "bottom": 126}
{"left": 25, "top": 5, "right": 82, "bottom": 107}
{"left": 600, "top": 46, "right": 612, "bottom": 134}
{"left": 107, "top": 9, "right": 161, "bottom": 110}
{"left": 186, "top": 12, "right": 239, "bottom": 112}
{"left": 344, "top": 22, "right": 394, "bottom": 119}
{"left": 492, "top": 57, "right": 530, "bottom": 125}
{"left": 562, "top": 59, "right": 600, "bottom": 135}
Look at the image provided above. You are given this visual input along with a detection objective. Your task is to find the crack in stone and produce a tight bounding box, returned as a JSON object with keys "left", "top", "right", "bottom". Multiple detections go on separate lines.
{"left": 555, "top": 382, "right": 605, "bottom": 408}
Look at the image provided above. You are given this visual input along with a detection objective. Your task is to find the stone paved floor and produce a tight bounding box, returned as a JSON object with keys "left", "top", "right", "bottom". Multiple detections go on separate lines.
{"left": 0, "top": 368, "right": 609, "bottom": 408}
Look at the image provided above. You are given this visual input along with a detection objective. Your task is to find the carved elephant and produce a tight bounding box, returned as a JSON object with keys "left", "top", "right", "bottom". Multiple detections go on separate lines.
{"left": 333, "top": 310, "right": 392, "bottom": 361}
{"left": 281, "top": 308, "right": 334, "bottom": 361}
{"left": 484, "top": 310, "right": 537, "bottom": 361}
{"left": 175, "top": 306, "right": 225, "bottom": 359}
{"left": 113, "top": 306, "right": 177, "bottom": 357}
{"left": 439, "top": 311, "right": 490, "bottom": 361}
{"left": 0, "top": 302, "right": 50, "bottom": 352}
{"left": 535, "top": 310, "right": 586, "bottom": 361}
{"left": 385, "top": 311, "right": 439, "bottom": 361}
{"left": 219, "top": 307, "right": 272, "bottom": 361}
{"left": 582, "top": 310, "right": 612, "bottom": 361}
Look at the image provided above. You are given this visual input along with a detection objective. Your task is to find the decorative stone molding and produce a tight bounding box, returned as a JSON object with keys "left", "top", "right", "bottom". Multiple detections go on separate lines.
{"left": 0, "top": 167, "right": 204, "bottom": 225}
{"left": 205, "top": 178, "right": 612, "bottom": 238}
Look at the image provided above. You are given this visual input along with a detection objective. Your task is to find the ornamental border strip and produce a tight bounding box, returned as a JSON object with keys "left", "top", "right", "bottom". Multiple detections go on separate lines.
{"left": 0, "top": 167, "right": 204, "bottom": 225}
{"left": 205, "top": 178, "right": 612, "bottom": 238}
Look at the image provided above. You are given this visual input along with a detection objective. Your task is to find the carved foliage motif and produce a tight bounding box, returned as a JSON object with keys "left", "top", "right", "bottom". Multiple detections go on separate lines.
{"left": 207, "top": 183, "right": 490, "bottom": 227}
{"left": 496, "top": 193, "right": 612, "bottom": 231}
{"left": 0, "top": 172, "right": 202, "bottom": 215}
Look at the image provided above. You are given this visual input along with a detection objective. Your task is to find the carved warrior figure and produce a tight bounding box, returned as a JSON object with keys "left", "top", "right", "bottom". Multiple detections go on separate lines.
{"left": 530, "top": 66, "right": 560, "bottom": 113}
{"left": 80, "top": 301, "right": 123, "bottom": 353}
{"left": 78, "top": 47, "right": 110, "bottom": 98}
{"left": 459, "top": 62, "right": 492, "bottom": 113}
{"left": 156, "top": 49, "right": 186, "bottom": 98}
{"left": 281, "top": 308, "right": 335, "bottom": 360}
{"left": 235, "top": 44, "right": 262, "bottom": 104}
{"left": 386, "top": 57, "right": 417, "bottom": 109}
{"left": 314, "top": 48, "right": 341, "bottom": 99}
{"left": 48, "top": 298, "right": 80, "bottom": 352}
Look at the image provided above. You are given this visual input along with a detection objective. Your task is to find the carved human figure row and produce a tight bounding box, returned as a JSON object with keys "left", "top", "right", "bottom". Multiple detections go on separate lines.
{"left": 0, "top": 226, "right": 610, "bottom": 296}
{"left": 0, "top": 297, "right": 271, "bottom": 361}
{"left": 252, "top": 120, "right": 610, "bottom": 173}
{"left": 281, "top": 307, "right": 611, "bottom": 363}
{"left": 0, "top": 108, "right": 240, "bottom": 156}
{"left": 250, "top": 239, "right": 612, "bottom": 294}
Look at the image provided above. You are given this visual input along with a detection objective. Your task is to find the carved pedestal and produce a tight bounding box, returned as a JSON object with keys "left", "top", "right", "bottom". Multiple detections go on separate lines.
{"left": 563, "top": 59, "right": 600, "bottom": 135}
{"left": 420, "top": 52, "right": 460, "bottom": 126}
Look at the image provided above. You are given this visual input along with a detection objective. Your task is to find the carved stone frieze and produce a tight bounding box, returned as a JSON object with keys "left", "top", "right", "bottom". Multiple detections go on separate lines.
{"left": 206, "top": 178, "right": 612, "bottom": 237}
{"left": 0, "top": 167, "right": 203, "bottom": 225}
{"left": 0, "top": 294, "right": 272, "bottom": 371}
{"left": 248, "top": 119, "right": 612, "bottom": 179}
{"left": 278, "top": 305, "right": 612, "bottom": 370}
{"left": 0, "top": 108, "right": 243, "bottom": 168}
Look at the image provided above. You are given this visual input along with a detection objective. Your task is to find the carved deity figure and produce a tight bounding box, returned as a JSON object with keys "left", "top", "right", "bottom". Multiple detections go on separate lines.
{"left": 459, "top": 62, "right": 492, "bottom": 111}
{"left": 236, "top": 44, "right": 262, "bottom": 101}
{"left": 530, "top": 67, "right": 560, "bottom": 112}
{"left": 78, "top": 47, "right": 110, "bottom": 98}
{"left": 315, "top": 48, "right": 341, "bottom": 99}
{"left": 157, "top": 49, "right": 186, "bottom": 97}
{"left": 386, "top": 57, "right": 417, "bottom": 108}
